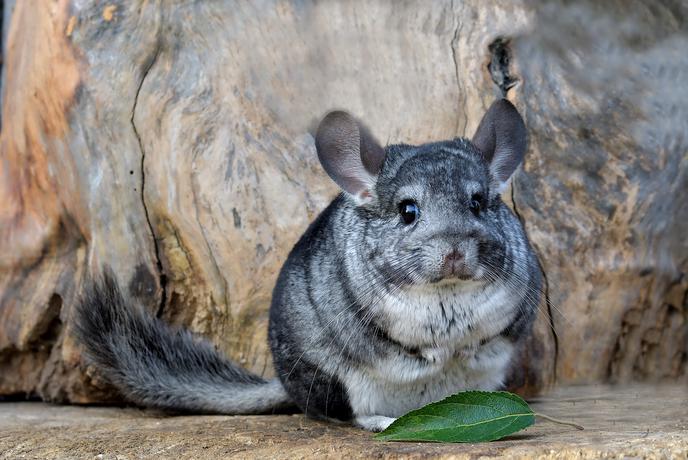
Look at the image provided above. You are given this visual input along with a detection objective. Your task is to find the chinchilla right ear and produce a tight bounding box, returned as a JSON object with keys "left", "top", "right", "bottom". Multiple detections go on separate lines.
{"left": 315, "top": 111, "right": 385, "bottom": 204}
{"left": 471, "top": 99, "right": 527, "bottom": 193}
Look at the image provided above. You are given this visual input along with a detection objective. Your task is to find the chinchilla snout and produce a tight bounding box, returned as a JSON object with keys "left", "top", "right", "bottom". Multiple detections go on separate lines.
{"left": 441, "top": 248, "right": 466, "bottom": 278}
{"left": 418, "top": 224, "right": 500, "bottom": 283}
{"left": 436, "top": 240, "right": 479, "bottom": 281}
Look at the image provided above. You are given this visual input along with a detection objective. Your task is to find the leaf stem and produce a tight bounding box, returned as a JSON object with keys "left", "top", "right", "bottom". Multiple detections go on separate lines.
{"left": 535, "top": 413, "right": 584, "bottom": 430}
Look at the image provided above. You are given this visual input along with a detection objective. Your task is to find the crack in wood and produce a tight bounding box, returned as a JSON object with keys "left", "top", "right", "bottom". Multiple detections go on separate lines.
{"left": 449, "top": 0, "right": 467, "bottom": 136}
{"left": 511, "top": 158, "right": 559, "bottom": 384}
{"left": 491, "top": 31, "right": 559, "bottom": 384}
{"left": 130, "top": 24, "right": 165, "bottom": 317}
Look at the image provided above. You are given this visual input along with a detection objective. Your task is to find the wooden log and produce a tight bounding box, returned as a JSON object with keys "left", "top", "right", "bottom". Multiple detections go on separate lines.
{"left": 0, "top": 0, "right": 684, "bottom": 403}
{"left": 514, "top": 0, "right": 688, "bottom": 383}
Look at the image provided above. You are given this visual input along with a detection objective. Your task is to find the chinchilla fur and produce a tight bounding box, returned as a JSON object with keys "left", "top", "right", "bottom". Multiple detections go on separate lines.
{"left": 75, "top": 99, "right": 542, "bottom": 432}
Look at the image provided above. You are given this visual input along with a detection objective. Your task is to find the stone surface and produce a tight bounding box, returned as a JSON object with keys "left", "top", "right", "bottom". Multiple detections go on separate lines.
{"left": 0, "top": 0, "right": 686, "bottom": 404}
{"left": 1, "top": 384, "right": 687, "bottom": 459}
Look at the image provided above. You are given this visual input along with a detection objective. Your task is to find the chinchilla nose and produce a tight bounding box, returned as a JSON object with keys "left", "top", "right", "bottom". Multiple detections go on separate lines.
{"left": 444, "top": 249, "right": 463, "bottom": 263}
{"left": 441, "top": 249, "right": 467, "bottom": 278}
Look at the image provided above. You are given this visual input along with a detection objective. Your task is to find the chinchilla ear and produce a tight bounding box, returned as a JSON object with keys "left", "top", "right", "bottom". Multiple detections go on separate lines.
{"left": 315, "top": 111, "right": 385, "bottom": 203}
{"left": 471, "top": 99, "right": 527, "bottom": 192}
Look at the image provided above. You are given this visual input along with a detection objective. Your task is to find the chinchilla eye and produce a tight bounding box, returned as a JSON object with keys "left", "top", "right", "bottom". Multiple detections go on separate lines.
{"left": 399, "top": 200, "right": 419, "bottom": 225}
{"left": 470, "top": 193, "right": 483, "bottom": 215}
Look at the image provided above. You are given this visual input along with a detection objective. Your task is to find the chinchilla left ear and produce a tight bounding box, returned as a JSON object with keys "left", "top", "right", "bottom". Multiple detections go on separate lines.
{"left": 471, "top": 99, "right": 527, "bottom": 192}
{"left": 315, "top": 111, "right": 385, "bottom": 204}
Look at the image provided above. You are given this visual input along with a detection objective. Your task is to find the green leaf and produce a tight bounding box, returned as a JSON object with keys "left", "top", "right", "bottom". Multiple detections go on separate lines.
{"left": 374, "top": 391, "right": 534, "bottom": 443}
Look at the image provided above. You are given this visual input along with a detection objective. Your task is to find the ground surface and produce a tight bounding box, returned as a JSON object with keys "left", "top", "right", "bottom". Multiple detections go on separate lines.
{"left": 1, "top": 384, "right": 686, "bottom": 459}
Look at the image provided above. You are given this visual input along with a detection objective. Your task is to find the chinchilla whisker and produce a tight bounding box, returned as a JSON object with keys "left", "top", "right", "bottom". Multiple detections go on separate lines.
{"left": 478, "top": 264, "right": 545, "bottom": 324}
{"left": 283, "top": 258, "right": 418, "bottom": 385}
{"left": 313, "top": 277, "right": 409, "bottom": 416}
{"left": 282, "top": 283, "right": 385, "bottom": 385}
{"left": 317, "top": 307, "right": 377, "bottom": 414}
{"left": 480, "top": 261, "right": 575, "bottom": 332}
{"left": 305, "top": 299, "right": 385, "bottom": 414}
{"left": 485, "top": 270, "right": 536, "bottom": 325}
{"left": 289, "top": 267, "right": 414, "bottom": 384}
{"left": 481, "top": 258, "right": 574, "bottom": 327}
{"left": 318, "top": 265, "right": 412, "bottom": 365}
{"left": 482, "top": 263, "right": 544, "bottom": 311}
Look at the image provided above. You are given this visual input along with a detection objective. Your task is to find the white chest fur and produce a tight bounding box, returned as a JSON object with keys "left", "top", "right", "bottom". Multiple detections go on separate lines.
{"left": 345, "top": 337, "right": 514, "bottom": 417}
{"left": 345, "top": 281, "right": 519, "bottom": 418}
{"left": 379, "top": 280, "right": 517, "bottom": 349}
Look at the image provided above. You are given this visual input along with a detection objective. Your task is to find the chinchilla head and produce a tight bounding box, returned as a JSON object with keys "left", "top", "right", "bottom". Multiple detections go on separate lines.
{"left": 315, "top": 99, "right": 528, "bottom": 286}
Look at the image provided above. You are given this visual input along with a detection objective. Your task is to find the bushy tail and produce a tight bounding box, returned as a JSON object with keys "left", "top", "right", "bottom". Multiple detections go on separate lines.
{"left": 74, "top": 270, "right": 291, "bottom": 414}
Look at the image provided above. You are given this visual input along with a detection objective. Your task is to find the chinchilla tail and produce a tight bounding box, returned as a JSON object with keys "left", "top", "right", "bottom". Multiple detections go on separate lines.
{"left": 74, "top": 268, "right": 291, "bottom": 414}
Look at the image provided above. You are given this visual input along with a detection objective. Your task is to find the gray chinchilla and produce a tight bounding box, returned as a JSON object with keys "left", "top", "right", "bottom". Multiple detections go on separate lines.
{"left": 75, "top": 99, "right": 542, "bottom": 432}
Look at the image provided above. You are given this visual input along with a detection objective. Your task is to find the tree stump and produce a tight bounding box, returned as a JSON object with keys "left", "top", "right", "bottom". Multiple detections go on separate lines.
{"left": 0, "top": 0, "right": 686, "bottom": 403}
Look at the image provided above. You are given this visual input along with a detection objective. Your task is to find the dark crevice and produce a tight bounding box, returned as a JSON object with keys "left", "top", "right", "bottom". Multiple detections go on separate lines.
{"left": 37, "top": 294, "right": 63, "bottom": 346}
{"left": 511, "top": 184, "right": 559, "bottom": 383}
{"left": 0, "top": 393, "right": 41, "bottom": 402}
{"left": 538, "top": 256, "right": 560, "bottom": 383}
{"left": 488, "top": 37, "right": 519, "bottom": 97}
{"left": 131, "top": 32, "right": 166, "bottom": 317}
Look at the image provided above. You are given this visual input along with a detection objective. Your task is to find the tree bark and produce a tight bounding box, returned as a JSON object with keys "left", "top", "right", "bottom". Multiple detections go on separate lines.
{"left": 0, "top": 0, "right": 685, "bottom": 403}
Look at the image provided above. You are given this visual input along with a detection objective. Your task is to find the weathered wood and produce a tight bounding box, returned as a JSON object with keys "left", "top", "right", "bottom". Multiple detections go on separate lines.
{"left": 1, "top": 384, "right": 687, "bottom": 458}
{"left": 513, "top": 0, "right": 688, "bottom": 383}
{"left": 0, "top": 0, "right": 685, "bottom": 403}
{"left": 0, "top": 0, "right": 163, "bottom": 401}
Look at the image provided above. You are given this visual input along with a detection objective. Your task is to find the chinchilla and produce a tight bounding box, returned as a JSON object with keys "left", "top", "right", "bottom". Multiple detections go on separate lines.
{"left": 75, "top": 99, "right": 542, "bottom": 432}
